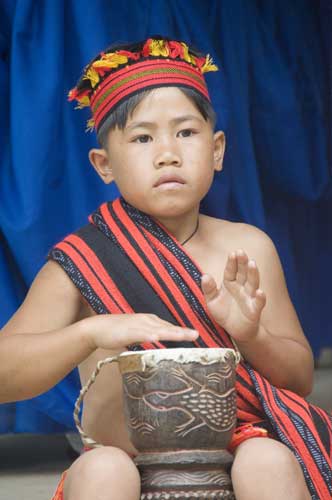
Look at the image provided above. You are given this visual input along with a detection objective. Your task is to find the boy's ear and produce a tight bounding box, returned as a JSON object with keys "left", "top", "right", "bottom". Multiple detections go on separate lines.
{"left": 213, "top": 131, "right": 226, "bottom": 172}
{"left": 88, "top": 148, "right": 114, "bottom": 184}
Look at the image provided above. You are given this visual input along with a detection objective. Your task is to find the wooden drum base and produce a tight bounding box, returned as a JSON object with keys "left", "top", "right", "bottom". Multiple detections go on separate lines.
{"left": 135, "top": 450, "right": 235, "bottom": 500}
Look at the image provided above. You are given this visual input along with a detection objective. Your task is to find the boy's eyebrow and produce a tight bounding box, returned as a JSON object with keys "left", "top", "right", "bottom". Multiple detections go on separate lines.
{"left": 171, "top": 115, "right": 203, "bottom": 125}
{"left": 126, "top": 114, "right": 203, "bottom": 131}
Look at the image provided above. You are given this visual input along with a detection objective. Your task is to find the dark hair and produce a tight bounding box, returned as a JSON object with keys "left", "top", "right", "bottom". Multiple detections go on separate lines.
{"left": 97, "top": 86, "right": 217, "bottom": 149}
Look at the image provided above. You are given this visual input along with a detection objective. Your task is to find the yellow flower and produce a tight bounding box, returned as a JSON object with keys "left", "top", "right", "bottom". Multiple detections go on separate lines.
{"left": 100, "top": 53, "right": 128, "bottom": 67}
{"left": 201, "top": 55, "right": 218, "bottom": 73}
{"left": 181, "top": 43, "right": 196, "bottom": 65}
{"left": 149, "top": 39, "right": 170, "bottom": 57}
{"left": 75, "top": 95, "right": 90, "bottom": 109}
{"left": 86, "top": 117, "right": 95, "bottom": 132}
{"left": 83, "top": 67, "right": 100, "bottom": 88}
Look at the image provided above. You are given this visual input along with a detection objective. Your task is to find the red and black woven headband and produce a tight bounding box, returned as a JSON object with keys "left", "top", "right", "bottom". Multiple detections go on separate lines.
{"left": 68, "top": 37, "right": 218, "bottom": 132}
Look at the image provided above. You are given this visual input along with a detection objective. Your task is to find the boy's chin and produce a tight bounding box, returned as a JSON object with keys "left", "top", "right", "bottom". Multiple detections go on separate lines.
{"left": 149, "top": 202, "right": 201, "bottom": 220}
{"left": 122, "top": 192, "right": 202, "bottom": 218}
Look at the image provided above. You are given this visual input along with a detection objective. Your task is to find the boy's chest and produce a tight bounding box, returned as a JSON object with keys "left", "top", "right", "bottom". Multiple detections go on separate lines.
{"left": 186, "top": 246, "right": 229, "bottom": 290}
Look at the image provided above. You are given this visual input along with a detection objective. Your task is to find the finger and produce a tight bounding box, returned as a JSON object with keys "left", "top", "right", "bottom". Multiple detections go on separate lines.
{"left": 157, "top": 328, "right": 199, "bottom": 342}
{"left": 201, "top": 274, "right": 219, "bottom": 301}
{"left": 151, "top": 315, "right": 179, "bottom": 328}
{"left": 126, "top": 327, "right": 198, "bottom": 345}
{"left": 121, "top": 328, "right": 160, "bottom": 346}
{"left": 137, "top": 315, "right": 194, "bottom": 335}
{"left": 254, "top": 289, "right": 266, "bottom": 312}
{"left": 143, "top": 314, "right": 169, "bottom": 326}
{"left": 142, "top": 314, "right": 182, "bottom": 330}
{"left": 223, "top": 252, "right": 237, "bottom": 282}
{"left": 153, "top": 317, "right": 196, "bottom": 333}
{"left": 235, "top": 250, "right": 248, "bottom": 285}
{"left": 244, "top": 260, "right": 260, "bottom": 297}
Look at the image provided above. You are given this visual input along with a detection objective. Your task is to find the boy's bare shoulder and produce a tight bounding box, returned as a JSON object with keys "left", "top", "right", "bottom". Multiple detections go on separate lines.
{"left": 1, "top": 260, "right": 90, "bottom": 336}
{"left": 24, "top": 259, "right": 83, "bottom": 302}
{"left": 202, "top": 214, "right": 275, "bottom": 256}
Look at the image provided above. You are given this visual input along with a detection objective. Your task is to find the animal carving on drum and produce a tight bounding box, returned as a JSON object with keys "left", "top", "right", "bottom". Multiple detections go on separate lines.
{"left": 120, "top": 349, "right": 238, "bottom": 452}
{"left": 124, "top": 366, "right": 237, "bottom": 439}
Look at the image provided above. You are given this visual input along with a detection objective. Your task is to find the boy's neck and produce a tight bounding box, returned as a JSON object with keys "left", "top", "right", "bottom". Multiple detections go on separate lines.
{"left": 154, "top": 210, "right": 200, "bottom": 245}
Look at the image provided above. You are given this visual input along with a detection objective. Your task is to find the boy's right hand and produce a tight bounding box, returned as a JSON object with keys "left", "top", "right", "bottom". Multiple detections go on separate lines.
{"left": 81, "top": 314, "right": 199, "bottom": 351}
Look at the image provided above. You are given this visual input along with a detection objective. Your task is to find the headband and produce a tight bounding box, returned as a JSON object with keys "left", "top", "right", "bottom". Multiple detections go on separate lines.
{"left": 68, "top": 38, "right": 218, "bottom": 132}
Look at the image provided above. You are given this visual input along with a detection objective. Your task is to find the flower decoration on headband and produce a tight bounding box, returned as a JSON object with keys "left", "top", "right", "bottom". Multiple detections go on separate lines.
{"left": 68, "top": 37, "right": 218, "bottom": 132}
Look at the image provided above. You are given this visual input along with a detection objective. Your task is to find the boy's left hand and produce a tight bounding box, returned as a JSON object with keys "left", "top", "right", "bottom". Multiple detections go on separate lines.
{"left": 201, "top": 250, "right": 267, "bottom": 343}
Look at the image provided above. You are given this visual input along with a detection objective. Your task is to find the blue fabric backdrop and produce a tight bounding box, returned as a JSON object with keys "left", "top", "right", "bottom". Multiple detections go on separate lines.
{"left": 0, "top": 0, "right": 331, "bottom": 433}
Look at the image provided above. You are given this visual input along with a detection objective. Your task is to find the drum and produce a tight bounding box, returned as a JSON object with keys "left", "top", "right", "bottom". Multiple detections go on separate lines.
{"left": 74, "top": 347, "right": 240, "bottom": 499}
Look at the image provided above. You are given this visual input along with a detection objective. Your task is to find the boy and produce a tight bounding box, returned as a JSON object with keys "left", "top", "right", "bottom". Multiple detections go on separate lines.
{"left": 0, "top": 37, "right": 331, "bottom": 500}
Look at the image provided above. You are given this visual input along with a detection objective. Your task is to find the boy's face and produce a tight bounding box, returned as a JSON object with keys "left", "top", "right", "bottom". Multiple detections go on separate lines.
{"left": 89, "top": 87, "right": 225, "bottom": 220}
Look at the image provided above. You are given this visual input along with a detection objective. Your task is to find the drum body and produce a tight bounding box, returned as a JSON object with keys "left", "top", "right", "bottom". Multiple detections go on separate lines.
{"left": 118, "top": 348, "right": 238, "bottom": 452}
{"left": 117, "top": 348, "right": 238, "bottom": 500}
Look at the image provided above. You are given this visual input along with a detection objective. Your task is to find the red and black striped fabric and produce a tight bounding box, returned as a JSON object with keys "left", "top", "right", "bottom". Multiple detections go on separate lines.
{"left": 49, "top": 197, "right": 332, "bottom": 499}
{"left": 90, "top": 59, "right": 210, "bottom": 130}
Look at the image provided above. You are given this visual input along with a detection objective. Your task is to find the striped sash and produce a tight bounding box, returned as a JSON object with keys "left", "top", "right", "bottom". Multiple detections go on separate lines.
{"left": 49, "top": 197, "right": 332, "bottom": 499}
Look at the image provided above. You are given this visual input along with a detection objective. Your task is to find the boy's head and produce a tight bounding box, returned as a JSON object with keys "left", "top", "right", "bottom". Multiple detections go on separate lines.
{"left": 69, "top": 36, "right": 218, "bottom": 145}
{"left": 69, "top": 37, "right": 225, "bottom": 217}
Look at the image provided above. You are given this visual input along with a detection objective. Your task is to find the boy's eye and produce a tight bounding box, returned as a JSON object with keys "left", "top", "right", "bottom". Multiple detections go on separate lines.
{"left": 132, "top": 135, "right": 151, "bottom": 143}
{"left": 178, "top": 129, "right": 196, "bottom": 138}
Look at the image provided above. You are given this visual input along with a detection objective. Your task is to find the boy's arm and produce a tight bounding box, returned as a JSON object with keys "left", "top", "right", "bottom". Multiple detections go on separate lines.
{"left": 236, "top": 231, "right": 314, "bottom": 396}
{"left": 0, "top": 261, "right": 197, "bottom": 403}
{"left": 0, "top": 260, "right": 93, "bottom": 401}
{"left": 202, "top": 226, "right": 314, "bottom": 397}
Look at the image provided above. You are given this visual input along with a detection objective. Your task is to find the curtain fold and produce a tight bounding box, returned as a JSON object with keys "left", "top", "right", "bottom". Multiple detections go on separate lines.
{"left": 0, "top": 0, "right": 330, "bottom": 433}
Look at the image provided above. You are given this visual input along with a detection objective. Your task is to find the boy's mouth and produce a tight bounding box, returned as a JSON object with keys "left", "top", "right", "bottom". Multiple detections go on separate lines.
{"left": 154, "top": 174, "right": 185, "bottom": 188}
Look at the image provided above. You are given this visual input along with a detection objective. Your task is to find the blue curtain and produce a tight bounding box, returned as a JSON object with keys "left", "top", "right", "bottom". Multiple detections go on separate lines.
{"left": 0, "top": 0, "right": 331, "bottom": 433}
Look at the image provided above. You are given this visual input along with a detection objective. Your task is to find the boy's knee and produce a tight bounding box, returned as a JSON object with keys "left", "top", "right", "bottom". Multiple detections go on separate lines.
{"left": 64, "top": 446, "right": 140, "bottom": 497}
{"left": 231, "top": 438, "right": 311, "bottom": 500}
{"left": 75, "top": 446, "right": 135, "bottom": 472}
{"left": 231, "top": 437, "right": 300, "bottom": 479}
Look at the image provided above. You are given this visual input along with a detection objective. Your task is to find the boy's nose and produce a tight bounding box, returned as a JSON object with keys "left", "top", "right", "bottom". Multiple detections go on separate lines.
{"left": 154, "top": 150, "right": 181, "bottom": 168}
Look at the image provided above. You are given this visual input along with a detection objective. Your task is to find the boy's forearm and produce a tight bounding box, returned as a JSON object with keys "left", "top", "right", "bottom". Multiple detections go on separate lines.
{"left": 236, "top": 324, "right": 314, "bottom": 397}
{"left": 0, "top": 321, "right": 94, "bottom": 403}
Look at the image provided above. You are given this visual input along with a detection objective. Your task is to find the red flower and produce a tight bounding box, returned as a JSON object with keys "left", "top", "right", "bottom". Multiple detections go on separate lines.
{"left": 142, "top": 38, "right": 152, "bottom": 57}
{"left": 117, "top": 50, "right": 140, "bottom": 60}
{"left": 168, "top": 41, "right": 184, "bottom": 59}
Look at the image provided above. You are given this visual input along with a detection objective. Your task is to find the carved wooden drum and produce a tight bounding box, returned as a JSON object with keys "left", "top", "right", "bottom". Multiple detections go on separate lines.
{"left": 75, "top": 347, "right": 240, "bottom": 499}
